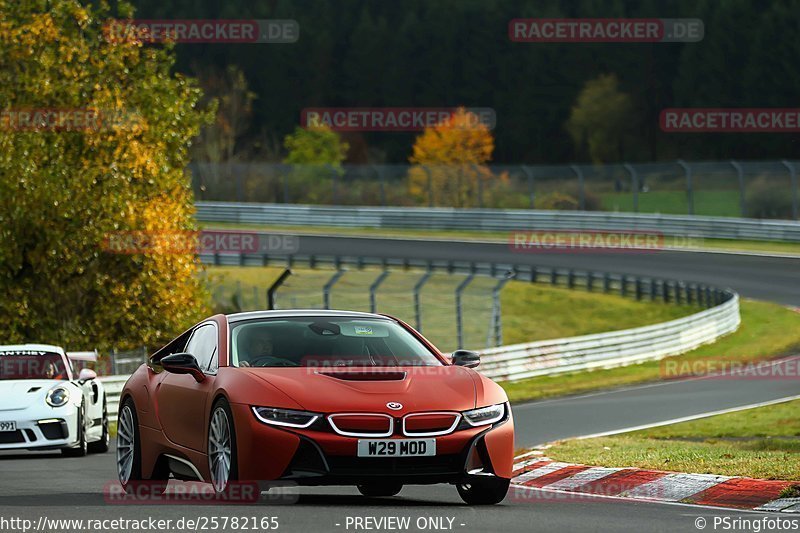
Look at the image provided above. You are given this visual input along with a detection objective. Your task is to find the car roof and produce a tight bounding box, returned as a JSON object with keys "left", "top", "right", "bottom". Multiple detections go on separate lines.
{"left": 226, "top": 309, "right": 391, "bottom": 324}
{"left": 0, "top": 343, "right": 65, "bottom": 355}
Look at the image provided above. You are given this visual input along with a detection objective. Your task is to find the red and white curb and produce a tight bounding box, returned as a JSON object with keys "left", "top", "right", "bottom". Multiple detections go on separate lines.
{"left": 511, "top": 453, "right": 800, "bottom": 512}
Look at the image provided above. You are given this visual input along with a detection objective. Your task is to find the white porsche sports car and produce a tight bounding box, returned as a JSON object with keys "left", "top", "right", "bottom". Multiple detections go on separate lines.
{"left": 0, "top": 344, "right": 109, "bottom": 456}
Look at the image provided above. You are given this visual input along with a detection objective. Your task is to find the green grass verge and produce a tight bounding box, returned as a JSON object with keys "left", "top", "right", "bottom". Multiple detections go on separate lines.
{"left": 545, "top": 399, "right": 800, "bottom": 480}
{"left": 204, "top": 265, "right": 697, "bottom": 353}
{"left": 600, "top": 190, "right": 742, "bottom": 218}
{"left": 203, "top": 222, "right": 800, "bottom": 256}
{"left": 501, "top": 300, "right": 800, "bottom": 403}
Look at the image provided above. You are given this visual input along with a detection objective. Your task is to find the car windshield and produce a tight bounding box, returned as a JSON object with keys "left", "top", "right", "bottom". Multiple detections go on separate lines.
{"left": 0, "top": 351, "right": 70, "bottom": 381}
{"left": 230, "top": 317, "right": 442, "bottom": 368}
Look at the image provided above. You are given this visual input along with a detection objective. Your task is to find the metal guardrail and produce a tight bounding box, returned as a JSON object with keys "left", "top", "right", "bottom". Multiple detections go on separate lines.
{"left": 99, "top": 252, "right": 740, "bottom": 420}
{"left": 480, "top": 293, "right": 740, "bottom": 382}
{"left": 99, "top": 375, "right": 129, "bottom": 423}
{"left": 190, "top": 160, "right": 800, "bottom": 219}
{"left": 196, "top": 202, "right": 800, "bottom": 243}
{"left": 98, "top": 293, "right": 739, "bottom": 418}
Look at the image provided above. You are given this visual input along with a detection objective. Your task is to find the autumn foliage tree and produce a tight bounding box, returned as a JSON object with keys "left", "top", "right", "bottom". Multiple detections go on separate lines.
{"left": 282, "top": 125, "right": 349, "bottom": 203}
{"left": 408, "top": 108, "right": 503, "bottom": 207}
{"left": 0, "top": 0, "right": 212, "bottom": 351}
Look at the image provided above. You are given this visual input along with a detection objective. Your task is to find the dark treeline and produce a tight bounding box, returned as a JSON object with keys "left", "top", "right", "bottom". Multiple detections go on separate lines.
{"left": 128, "top": 0, "right": 800, "bottom": 164}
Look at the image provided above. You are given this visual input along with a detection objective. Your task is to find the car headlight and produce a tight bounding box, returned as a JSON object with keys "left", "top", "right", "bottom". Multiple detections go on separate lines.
{"left": 252, "top": 407, "right": 320, "bottom": 428}
{"left": 46, "top": 386, "right": 70, "bottom": 408}
{"left": 462, "top": 403, "right": 505, "bottom": 426}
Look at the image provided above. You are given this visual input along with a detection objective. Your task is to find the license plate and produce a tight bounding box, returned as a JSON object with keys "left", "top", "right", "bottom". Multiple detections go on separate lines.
{"left": 357, "top": 439, "right": 435, "bottom": 457}
{"left": 0, "top": 421, "right": 17, "bottom": 432}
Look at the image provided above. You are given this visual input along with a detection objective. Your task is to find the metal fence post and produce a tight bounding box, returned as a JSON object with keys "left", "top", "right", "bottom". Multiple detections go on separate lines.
{"left": 111, "top": 348, "right": 118, "bottom": 375}
{"left": 369, "top": 269, "right": 390, "bottom": 313}
{"left": 782, "top": 160, "right": 799, "bottom": 220}
{"left": 413, "top": 269, "right": 434, "bottom": 332}
{"left": 373, "top": 165, "right": 386, "bottom": 207}
{"left": 570, "top": 165, "right": 586, "bottom": 210}
{"left": 490, "top": 277, "right": 511, "bottom": 347}
{"left": 521, "top": 165, "right": 535, "bottom": 209}
{"left": 267, "top": 268, "right": 292, "bottom": 310}
{"left": 323, "top": 270, "right": 346, "bottom": 309}
{"left": 473, "top": 164, "right": 483, "bottom": 208}
{"left": 455, "top": 274, "right": 476, "bottom": 350}
{"left": 731, "top": 160, "right": 745, "bottom": 217}
{"left": 329, "top": 164, "right": 338, "bottom": 205}
{"left": 282, "top": 165, "right": 290, "bottom": 204}
{"left": 423, "top": 165, "right": 433, "bottom": 207}
{"left": 678, "top": 160, "right": 694, "bottom": 215}
{"left": 624, "top": 163, "right": 639, "bottom": 213}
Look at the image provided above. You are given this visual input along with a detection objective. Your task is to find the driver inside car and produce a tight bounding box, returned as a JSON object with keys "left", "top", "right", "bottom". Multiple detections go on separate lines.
{"left": 239, "top": 331, "right": 274, "bottom": 367}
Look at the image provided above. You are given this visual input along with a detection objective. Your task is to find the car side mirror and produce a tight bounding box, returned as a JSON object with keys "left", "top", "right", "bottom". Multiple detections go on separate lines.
{"left": 451, "top": 350, "right": 480, "bottom": 368}
{"left": 161, "top": 353, "right": 206, "bottom": 383}
{"left": 78, "top": 368, "right": 97, "bottom": 383}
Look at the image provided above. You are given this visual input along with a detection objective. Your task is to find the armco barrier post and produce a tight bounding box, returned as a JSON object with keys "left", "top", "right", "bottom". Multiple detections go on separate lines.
{"left": 455, "top": 274, "right": 475, "bottom": 350}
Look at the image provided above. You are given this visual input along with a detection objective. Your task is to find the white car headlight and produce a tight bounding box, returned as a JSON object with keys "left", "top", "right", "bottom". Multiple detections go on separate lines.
{"left": 462, "top": 403, "right": 505, "bottom": 426}
{"left": 46, "top": 386, "right": 70, "bottom": 408}
{"left": 252, "top": 407, "right": 320, "bottom": 428}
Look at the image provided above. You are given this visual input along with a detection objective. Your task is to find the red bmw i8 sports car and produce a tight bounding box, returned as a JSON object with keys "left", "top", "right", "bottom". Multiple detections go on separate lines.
{"left": 117, "top": 310, "right": 514, "bottom": 504}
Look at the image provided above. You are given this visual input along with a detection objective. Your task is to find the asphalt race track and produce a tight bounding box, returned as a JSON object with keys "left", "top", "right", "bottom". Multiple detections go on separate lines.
{"left": 290, "top": 234, "right": 800, "bottom": 305}
{"left": 1, "top": 235, "right": 799, "bottom": 532}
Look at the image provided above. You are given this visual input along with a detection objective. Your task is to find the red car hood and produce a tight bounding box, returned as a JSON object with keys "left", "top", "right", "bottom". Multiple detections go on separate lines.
{"left": 240, "top": 366, "right": 478, "bottom": 414}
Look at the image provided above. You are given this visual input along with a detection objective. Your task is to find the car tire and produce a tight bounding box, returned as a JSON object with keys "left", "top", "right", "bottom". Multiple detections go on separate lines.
{"left": 208, "top": 398, "right": 238, "bottom": 493}
{"left": 456, "top": 477, "right": 510, "bottom": 505}
{"left": 88, "top": 400, "right": 110, "bottom": 454}
{"left": 61, "top": 402, "right": 88, "bottom": 457}
{"left": 117, "top": 398, "right": 167, "bottom": 495}
{"left": 357, "top": 482, "right": 403, "bottom": 497}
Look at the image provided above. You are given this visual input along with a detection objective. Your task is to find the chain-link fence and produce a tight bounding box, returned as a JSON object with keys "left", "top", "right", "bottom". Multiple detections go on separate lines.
{"left": 205, "top": 266, "right": 502, "bottom": 353}
{"left": 189, "top": 160, "right": 800, "bottom": 220}
{"left": 70, "top": 347, "right": 148, "bottom": 376}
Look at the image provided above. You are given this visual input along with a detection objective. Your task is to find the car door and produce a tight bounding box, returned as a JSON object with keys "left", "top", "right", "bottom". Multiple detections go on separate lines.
{"left": 156, "top": 322, "right": 219, "bottom": 452}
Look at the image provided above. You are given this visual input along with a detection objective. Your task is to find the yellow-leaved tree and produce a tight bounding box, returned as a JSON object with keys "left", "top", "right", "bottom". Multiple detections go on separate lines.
{"left": 0, "top": 0, "right": 213, "bottom": 351}
{"left": 408, "top": 108, "right": 505, "bottom": 207}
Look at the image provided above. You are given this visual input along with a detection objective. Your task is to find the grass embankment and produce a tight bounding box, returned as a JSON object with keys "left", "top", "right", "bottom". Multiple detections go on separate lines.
{"left": 205, "top": 266, "right": 697, "bottom": 353}
{"left": 502, "top": 300, "right": 800, "bottom": 403}
{"left": 204, "top": 221, "right": 800, "bottom": 256}
{"left": 545, "top": 399, "right": 800, "bottom": 480}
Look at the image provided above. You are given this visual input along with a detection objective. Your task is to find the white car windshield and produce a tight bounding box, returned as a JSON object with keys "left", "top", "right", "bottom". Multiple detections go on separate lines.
{"left": 231, "top": 317, "right": 443, "bottom": 368}
{"left": 0, "top": 351, "right": 70, "bottom": 381}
